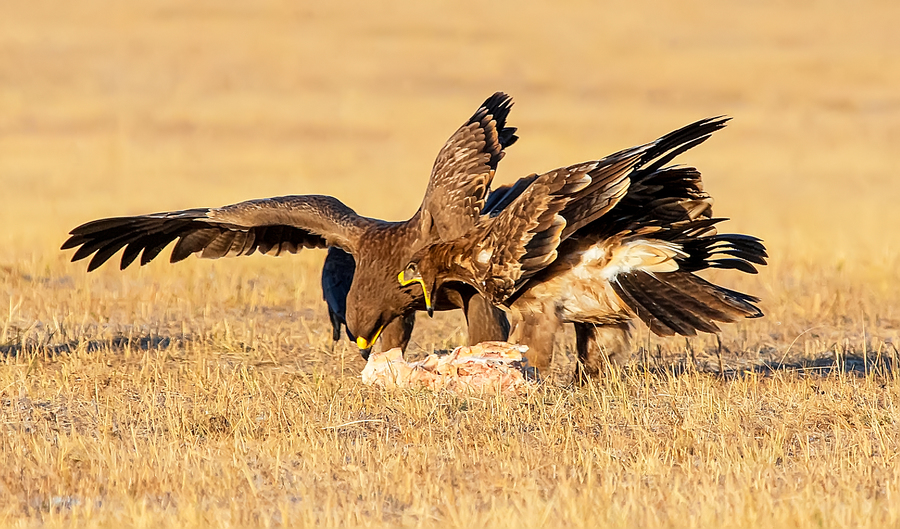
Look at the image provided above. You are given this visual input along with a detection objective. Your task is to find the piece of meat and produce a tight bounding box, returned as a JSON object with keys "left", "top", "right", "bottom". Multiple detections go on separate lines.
{"left": 361, "top": 341, "right": 535, "bottom": 395}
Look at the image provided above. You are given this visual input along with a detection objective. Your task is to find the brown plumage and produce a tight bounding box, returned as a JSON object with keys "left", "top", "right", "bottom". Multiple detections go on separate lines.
{"left": 319, "top": 165, "right": 624, "bottom": 356}
{"left": 321, "top": 246, "right": 509, "bottom": 357}
{"left": 400, "top": 117, "right": 767, "bottom": 377}
{"left": 62, "top": 93, "right": 519, "bottom": 350}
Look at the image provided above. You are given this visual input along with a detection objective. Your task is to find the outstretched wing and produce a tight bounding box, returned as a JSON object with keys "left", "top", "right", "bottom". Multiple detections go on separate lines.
{"left": 563, "top": 116, "right": 729, "bottom": 239}
{"left": 419, "top": 92, "right": 518, "bottom": 242}
{"left": 62, "top": 195, "right": 371, "bottom": 272}
{"left": 468, "top": 148, "right": 646, "bottom": 303}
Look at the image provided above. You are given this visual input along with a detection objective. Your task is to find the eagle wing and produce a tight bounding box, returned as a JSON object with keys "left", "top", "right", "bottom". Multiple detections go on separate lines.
{"left": 469, "top": 148, "right": 646, "bottom": 303}
{"left": 419, "top": 92, "right": 518, "bottom": 242}
{"left": 593, "top": 218, "right": 767, "bottom": 336}
{"left": 62, "top": 194, "right": 371, "bottom": 272}
{"left": 562, "top": 116, "right": 729, "bottom": 239}
{"left": 321, "top": 247, "right": 356, "bottom": 341}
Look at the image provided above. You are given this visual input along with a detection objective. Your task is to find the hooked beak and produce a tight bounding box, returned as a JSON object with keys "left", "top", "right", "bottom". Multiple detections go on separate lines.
{"left": 398, "top": 270, "right": 434, "bottom": 318}
{"left": 356, "top": 323, "right": 385, "bottom": 352}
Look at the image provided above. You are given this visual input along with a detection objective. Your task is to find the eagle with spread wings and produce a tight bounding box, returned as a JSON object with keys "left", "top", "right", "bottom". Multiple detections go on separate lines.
{"left": 398, "top": 117, "right": 767, "bottom": 378}
{"left": 62, "top": 93, "right": 520, "bottom": 351}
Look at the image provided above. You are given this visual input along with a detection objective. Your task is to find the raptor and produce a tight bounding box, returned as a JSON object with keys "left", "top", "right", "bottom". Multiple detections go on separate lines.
{"left": 62, "top": 93, "right": 521, "bottom": 351}
{"left": 399, "top": 117, "right": 767, "bottom": 378}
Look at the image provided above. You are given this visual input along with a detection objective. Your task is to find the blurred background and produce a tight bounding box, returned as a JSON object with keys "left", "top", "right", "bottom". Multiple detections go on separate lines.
{"left": 4, "top": 4, "right": 900, "bottom": 523}
{"left": 2, "top": 0, "right": 899, "bottom": 356}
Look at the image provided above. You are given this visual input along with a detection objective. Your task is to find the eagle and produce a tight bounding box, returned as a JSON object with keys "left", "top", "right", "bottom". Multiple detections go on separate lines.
{"left": 398, "top": 117, "right": 767, "bottom": 379}
{"left": 321, "top": 246, "right": 509, "bottom": 357}
{"left": 321, "top": 145, "right": 651, "bottom": 357}
{"left": 319, "top": 168, "right": 556, "bottom": 355}
{"left": 62, "top": 93, "right": 522, "bottom": 351}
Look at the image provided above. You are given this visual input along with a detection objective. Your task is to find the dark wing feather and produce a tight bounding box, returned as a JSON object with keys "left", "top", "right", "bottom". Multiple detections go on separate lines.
{"left": 321, "top": 247, "right": 356, "bottom": 342}
{"left": 482, "top": 174, "right": 538, "bottom": 216}
{"left": 557, "top": 146, "right": 649, "bottom": 239}
{"left": 599, "top": 216, "right": 766, "bottom": 337}
{"left": 609, "top": 274, "right": 688, "bottom": 336}
{"left": 643, "top": 217, "right": 769, "bottom": 274}
{"left": 611, "top": 269, "right": 762, "bottom": 337}
{"left": 633, "top": 116, "right": 730, "bottom": 174}
{"left": 62, "top": 195, "right": 369, "bottom": 271}
{"left": 577, "top": 118, "right": 732, "bottom": 241}
{"left": 466, "top": 151, "right": 641, "bottom": 304}
{"left": 171, "top": 230, "right": 220, "bottom": 263}
{"left": 419, "top": 92, "right": 518, "bottom": 242}
{"left": 556, "top": 118, "right": 728, "bottom": 242}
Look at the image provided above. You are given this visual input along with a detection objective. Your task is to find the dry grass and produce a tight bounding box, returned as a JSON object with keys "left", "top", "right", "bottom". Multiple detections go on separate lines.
{"left": 2, "top": 1, "right": 900, "bottom": 527}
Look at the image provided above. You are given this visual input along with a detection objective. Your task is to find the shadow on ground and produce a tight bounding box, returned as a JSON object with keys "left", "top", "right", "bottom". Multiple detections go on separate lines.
{"left": 3, "top": 333, "right": 898, "bottom": 380}
{"left": 1, "top": 335, "right": 186, "bottom": 358}
{"left": 632, "top": 345, "right": 900, "bottom": 379}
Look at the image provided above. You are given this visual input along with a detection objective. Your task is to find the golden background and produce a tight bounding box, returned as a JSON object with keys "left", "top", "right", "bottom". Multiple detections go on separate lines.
{"left": 1, "top": 2, "right": 899, "bottom": 527}
{"left": 4, "top": 1, "right": 900, "bottom": 260}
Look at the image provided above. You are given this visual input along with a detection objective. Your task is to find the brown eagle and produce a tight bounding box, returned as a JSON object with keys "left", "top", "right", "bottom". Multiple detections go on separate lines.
{"left": 320, "top": 144, "right": 658, "bottom": 356}
{"left": 321, "top": 246, "right": 509, "bottom": 357}
{"left": 62, "top": 93, "right": 522, "bottom": 351}
{"left": 398, "top": 117, "right": 767, "bottom": 378}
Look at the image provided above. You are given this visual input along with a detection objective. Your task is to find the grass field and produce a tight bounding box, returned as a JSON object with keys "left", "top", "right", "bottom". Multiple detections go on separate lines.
{"left": 2, "top": 1, "right": 900, "bottom": 527}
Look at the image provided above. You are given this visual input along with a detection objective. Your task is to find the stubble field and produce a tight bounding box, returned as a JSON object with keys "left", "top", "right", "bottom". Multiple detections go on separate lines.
{"left": 2, "top": 1, "right": 900, "bottom": 527}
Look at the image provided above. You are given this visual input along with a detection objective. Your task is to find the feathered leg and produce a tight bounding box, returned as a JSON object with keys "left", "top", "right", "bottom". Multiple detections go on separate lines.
{"left": 574, "top": 321, "right": 633, "bottom": 383}
{"left": 510, "top": 309, "right": 560, "bottom": 376}
{"left": 463, "top": 294, "right": 510, "bottom": 344}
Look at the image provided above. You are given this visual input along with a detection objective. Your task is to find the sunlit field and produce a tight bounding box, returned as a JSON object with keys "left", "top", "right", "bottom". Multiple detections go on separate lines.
{"left": 2, "top": 1, "right": 900, "bottom": 527}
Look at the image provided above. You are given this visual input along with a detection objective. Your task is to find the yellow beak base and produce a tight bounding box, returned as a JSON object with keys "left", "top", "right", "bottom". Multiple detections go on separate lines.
{"left": 398, "top": 271, "right": 433, "bottom": 316}
{"left": 356, "top": 323, "right": 384, "bottom": 351}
